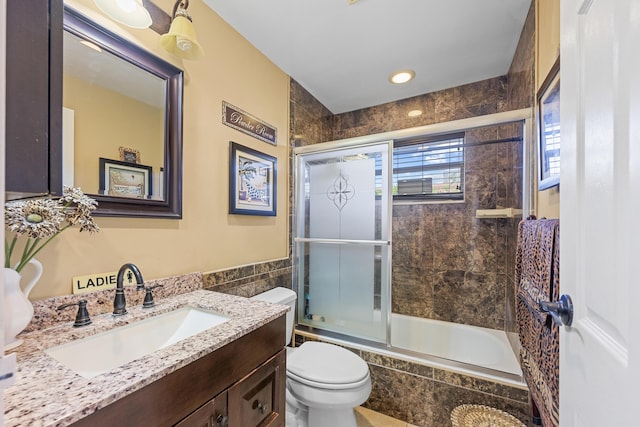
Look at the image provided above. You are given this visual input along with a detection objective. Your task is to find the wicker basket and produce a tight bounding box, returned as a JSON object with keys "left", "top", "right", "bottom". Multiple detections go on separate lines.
{"left": 451, "top": 404, "right": 527, "bottom": 427}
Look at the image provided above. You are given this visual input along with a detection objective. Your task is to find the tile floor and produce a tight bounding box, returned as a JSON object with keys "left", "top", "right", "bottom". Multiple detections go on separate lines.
{"left": 355, "top": 406, "right": 418, "bottom": 427}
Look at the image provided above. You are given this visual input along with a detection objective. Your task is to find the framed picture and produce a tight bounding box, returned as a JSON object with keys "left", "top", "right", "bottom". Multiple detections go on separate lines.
{"left": 229, "top": 142, "right": 277, "bottom": 216}
{"left": 99, "top": 158, "right": 152, "bottom": 198}
{"left": 119, "top": 146, "right": 140, "bottom": 164}
{"left": 537, "top": 58, "right": 560, "bottom": 190}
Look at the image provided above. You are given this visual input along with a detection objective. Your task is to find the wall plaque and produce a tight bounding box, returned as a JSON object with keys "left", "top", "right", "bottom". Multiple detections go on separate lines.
{"left": 222, "top": 101, "right": 277, "bottom": 145}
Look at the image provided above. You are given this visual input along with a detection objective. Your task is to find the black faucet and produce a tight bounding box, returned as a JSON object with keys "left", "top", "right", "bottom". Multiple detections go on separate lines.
{"left": 113, "top": 263, "right": 144, "bottom": 316}
{"left": 141, "top": 284, "right": 164, "bottom": 308}
{"left": 57, "top": 299, "right": 92, "bottom": 327}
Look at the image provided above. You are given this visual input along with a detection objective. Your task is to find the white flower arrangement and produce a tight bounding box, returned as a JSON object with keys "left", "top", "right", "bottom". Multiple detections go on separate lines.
{"left": 4, "top": 186, "right": 100, "bottom": 273}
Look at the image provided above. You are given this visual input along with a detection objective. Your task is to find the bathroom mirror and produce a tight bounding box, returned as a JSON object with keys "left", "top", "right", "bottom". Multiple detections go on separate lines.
{"left": 62, "top": 7, "right": 183, "bottom": 218}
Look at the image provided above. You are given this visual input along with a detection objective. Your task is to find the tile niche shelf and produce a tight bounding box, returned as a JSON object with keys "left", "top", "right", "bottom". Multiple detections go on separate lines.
{"left": 475, "top": 208, "right": 523, "bottom": 219}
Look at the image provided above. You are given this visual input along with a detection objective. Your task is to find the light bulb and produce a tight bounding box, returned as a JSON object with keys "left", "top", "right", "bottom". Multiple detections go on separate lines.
{"left": 116, "top": 0, "right": 137, "bottom": 13}
{"left": 94, "top": 0, "right": 152, "bottom": 29}
{"left": 177, "top": 37, "right": 192, "bottom": 52}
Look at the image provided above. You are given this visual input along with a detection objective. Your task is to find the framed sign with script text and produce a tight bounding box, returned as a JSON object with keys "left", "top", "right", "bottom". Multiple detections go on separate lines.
{"left": 222, "top": 101, "right": 277, "bottom": 145}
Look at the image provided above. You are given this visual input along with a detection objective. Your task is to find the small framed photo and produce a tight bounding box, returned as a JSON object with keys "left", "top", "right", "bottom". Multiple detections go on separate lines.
{"left": 537, "top": 58, "right": 560, "bottom": 190}
{"left": 229, "top": 142, "right": 277, "bottom": 216}
{"left": 99, "top": 158, "right": 152, "bottom": 198}
{"left": 119, "top": 146, "right": 140, "bottom": 164}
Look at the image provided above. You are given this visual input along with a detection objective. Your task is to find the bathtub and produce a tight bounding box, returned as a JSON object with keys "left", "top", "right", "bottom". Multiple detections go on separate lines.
{"left": 297, "top": 312, "right": 524, "bottom": 387}
{"left": 390, "top": 313, "right": 523, "bottom": 378}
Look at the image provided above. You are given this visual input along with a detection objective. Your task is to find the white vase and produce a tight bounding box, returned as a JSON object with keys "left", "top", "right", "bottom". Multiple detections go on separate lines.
{"left": 4, "top": 259, "right": 43, "bottom": 351}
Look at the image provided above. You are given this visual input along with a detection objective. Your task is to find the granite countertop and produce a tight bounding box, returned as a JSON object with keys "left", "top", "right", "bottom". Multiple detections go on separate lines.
{"left": 4, "top": 290, "right": 288, "bottom": 427}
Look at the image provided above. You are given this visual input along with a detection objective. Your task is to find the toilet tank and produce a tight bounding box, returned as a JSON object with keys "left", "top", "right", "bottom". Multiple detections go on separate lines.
{"left": 250, "top": 287, "right": 297, "bottom": 346}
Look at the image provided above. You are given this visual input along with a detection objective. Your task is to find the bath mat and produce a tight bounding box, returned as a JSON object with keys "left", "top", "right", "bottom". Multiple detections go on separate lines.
{"left": 451, "top": 404, "right": 526, "bottom": 427}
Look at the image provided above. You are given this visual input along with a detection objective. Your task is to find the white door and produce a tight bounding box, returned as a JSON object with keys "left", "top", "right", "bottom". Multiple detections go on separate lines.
{"left": 560, "top": 0, "right": 640, "bottom": 425}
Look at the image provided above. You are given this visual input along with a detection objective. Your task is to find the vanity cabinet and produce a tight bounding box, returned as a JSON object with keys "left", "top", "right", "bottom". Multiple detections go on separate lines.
{"left": 5, "top": 0, "right": 63, "bottom": 200}
{"left": 70, "top": 315, "right": 285, "bottom": 427}
{"left": 176, "top": 350, "right": 285, "bottom": 427}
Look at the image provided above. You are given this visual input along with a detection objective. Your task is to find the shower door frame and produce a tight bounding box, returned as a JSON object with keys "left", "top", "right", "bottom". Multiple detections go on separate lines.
{"left": 293, "top": 139, "right": 394, "bottom": 345}
{"left": 292, "top": 108, "right": 535, "bottom": 352}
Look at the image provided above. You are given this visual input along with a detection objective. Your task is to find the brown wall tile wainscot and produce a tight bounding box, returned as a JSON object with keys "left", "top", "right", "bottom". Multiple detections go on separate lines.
{"left": 202, "top": 259, "right": 292, "bottom": 298}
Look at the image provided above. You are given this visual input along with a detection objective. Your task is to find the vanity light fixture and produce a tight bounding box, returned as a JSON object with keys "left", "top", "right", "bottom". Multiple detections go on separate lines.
{"left": 160, "top": 0, "right": 204, "bottom": 60}
{"left": 94, "top": 0, "right": 152, "bottom": 29}
{"left": 389, "top": 70, "right": 415, "bottom": 84}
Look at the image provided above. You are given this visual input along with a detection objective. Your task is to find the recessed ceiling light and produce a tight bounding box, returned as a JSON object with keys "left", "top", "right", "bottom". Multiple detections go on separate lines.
{"left": 389, "top": 70, "right": 415, "bottom": 84}
{"left": 407, "top": 110, "right": 423, "bottom": 117}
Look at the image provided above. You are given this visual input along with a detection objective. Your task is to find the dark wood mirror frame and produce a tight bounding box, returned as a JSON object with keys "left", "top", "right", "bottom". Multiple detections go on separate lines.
{"left": 60, "top": 6, "right": 184, "bottom": 218}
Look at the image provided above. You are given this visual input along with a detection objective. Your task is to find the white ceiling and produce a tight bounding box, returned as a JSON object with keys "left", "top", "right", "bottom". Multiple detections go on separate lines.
{"left": 202, "top": 0, "right": 532, "bottom": 114}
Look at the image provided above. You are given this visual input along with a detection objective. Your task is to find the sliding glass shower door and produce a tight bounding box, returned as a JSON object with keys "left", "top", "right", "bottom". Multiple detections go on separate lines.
{"left": 294, "top": 141, "right": 392, "bottom": 343}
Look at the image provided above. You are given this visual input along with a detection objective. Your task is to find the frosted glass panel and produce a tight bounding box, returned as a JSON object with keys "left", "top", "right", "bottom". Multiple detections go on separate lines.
{"left": 295, "top": 142, "right": 391, "bottom": 343}
{"left": 309, "top": 159, "right": 375, "bottom": 239}
{"left": 309, "top": 159, "right": 375, "bottom": 323}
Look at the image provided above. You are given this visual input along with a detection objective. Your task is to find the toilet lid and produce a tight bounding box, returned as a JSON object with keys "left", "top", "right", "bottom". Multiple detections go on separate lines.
{"left": 287, "top": 342, "right": 369, "bottom": 385}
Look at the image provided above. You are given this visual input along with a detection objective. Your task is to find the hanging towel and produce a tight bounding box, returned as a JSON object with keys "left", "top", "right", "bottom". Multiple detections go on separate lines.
{"left": 515, "top": 219, "right": 559, "bottom": 427}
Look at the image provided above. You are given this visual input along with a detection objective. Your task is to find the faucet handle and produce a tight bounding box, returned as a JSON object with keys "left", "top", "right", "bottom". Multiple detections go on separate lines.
{"left": 139, "top": 284, "right": 164, "bottom": 308}
{"left": 57, "top": 299, "right": 92, "bottom": 327}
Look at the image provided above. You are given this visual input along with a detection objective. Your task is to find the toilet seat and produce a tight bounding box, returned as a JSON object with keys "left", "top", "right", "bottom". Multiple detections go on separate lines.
{"left": 287, "top": 342, "right": 370, "bottom": 390}
{"left": 287, "top": 369, "right": 371, "bottom": 390}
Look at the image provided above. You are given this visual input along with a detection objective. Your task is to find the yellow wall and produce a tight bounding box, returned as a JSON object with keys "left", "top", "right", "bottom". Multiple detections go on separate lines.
{"left": 24, "top": 0, "right": 290, "bottom": 299}
{"left": 535, "top": 0, "right": 560, "bottom": 219}
{"left": 536, "top": 0, "right": 560, "bottom": 91}
{"left": 63, "top": 73, "right": 164, "bottom": 194}
{"left": 537, "top": 186, "right": 559, "bottom": 219}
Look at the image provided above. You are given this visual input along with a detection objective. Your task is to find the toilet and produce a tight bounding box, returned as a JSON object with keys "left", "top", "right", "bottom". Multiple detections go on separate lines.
{"left": 251, "top": 288, "right": 371, "bottom": 427}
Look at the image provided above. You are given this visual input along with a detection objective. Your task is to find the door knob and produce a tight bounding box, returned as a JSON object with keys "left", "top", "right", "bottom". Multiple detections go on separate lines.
{"left": 539, "top": 294, "right": 573, "bottom": 326}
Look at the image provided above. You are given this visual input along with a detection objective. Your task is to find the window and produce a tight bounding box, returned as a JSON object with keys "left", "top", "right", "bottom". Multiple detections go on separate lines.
{"left": 392, "top": 133, "right": 464, "bottom": 201}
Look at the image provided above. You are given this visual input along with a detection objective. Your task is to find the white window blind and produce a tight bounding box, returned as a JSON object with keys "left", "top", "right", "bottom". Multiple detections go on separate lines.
{"left": 393, "top": 133, "right": 464, "bottom": 200}
{"left": 542, "top": 121, "right": 560, "bottom": 177}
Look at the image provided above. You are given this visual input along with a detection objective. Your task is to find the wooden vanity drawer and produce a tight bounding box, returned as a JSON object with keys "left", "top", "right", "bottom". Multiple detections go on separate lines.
{"left": 228, "top": 350, "right": 285, "bottom": 427}
{"left": 175, "top": 391, "right": 227, "bottom": 427}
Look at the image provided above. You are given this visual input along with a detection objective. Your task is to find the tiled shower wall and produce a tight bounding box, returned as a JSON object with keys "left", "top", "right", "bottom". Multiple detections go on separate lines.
{"left": 504, "top": 0, "right": 536, "bottom": 344}
{"left": 391, "top": 124, "right": 522, "bottom": 330}
{"left": 291, "top": 78, "right": 522, "bottom": 331}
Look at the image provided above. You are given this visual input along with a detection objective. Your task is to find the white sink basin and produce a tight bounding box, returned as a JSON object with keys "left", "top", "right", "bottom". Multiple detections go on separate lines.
{"left": 45, "top": 306, "right": 230, "bottom": 379}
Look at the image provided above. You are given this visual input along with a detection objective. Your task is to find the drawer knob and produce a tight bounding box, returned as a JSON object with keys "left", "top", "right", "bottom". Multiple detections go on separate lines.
{"left": 215, "top": 414, "right": 228, "bottom": 427}
{"left": 252, "top": 399, "right": 267, "bottom": 414}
